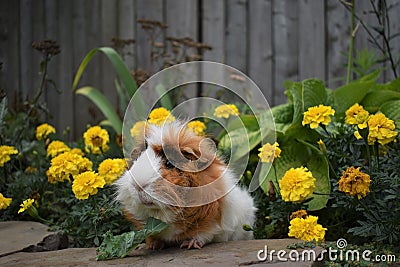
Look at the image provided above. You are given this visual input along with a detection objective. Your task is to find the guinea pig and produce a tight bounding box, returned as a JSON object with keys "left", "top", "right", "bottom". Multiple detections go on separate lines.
{"left": 115, "top": 120, "right": 256, "bottom": 249}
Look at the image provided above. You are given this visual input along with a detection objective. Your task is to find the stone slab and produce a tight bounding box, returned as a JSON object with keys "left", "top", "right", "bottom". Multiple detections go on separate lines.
{"left": 0, "top": 221, "right": 51, "bottom": 256}
{"left": 0, "top": 238, "right": 323, "bottom": 267}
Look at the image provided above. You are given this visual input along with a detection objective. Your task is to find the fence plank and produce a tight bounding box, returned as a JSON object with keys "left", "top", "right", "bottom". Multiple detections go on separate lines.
{"left": 72, "top": 0, "right": 94, "bottom": 137}
{"left": 202, "top": 0, "right": 225, "bottom": 63}
{"left": 19, "top": 0, "right": 33, "bottom": 100}
{"left": 0, "top": 0, "right": 20, "bottom": 104}
{"left": 31, "top": 0, "right": 46, "bottom": 106}
{"left": 165, "top": 0, "right": 199, "bottom": 115}
{"left": 44, "top": 0, "right": 61, "bottom": 128}
{"left": 57, "top": 0, "right": 74, "bottom": 137}
{"left": 326, "top": 0, "right": 349, "bottom": 88}
{"left": 118, "top": 0, "right": 136, "bottom": 71}
{"left": 226, "top": 0, "right": 248, "bottom": 73}
{"left": 135, "top": 0, "right": 164, "bottom": 73}
{"left": 101, "top": 0, "right": 118, "bottom": 113}
{"left": 386, "top": 0, "right": 400, "bottom": 80}
{"left": 298, "top": 0, "right": 326, "bottom": 81}
{"left": 248, "top": 0, "right": 273, "bottom": 103}
{"left": 273, "top": 0, "right": 299, "bottom": 105}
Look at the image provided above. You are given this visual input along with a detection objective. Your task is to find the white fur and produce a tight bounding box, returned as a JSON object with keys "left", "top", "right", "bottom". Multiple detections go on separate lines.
{"left": 115, "top": 121, "right": 257, "bottom": 245}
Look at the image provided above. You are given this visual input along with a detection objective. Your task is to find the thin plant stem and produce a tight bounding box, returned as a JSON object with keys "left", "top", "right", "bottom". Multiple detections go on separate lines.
{"left": 346, "top": 0, "right": 355, "bottom": 84}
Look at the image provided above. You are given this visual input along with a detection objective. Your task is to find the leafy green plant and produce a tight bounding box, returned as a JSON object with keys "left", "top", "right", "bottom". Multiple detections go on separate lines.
{"left": 96, "top": 217, "right": 168, "bottom": 260}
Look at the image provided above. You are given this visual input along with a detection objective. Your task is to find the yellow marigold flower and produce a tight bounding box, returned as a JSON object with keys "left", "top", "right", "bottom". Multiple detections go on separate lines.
{"left": 367, "top": 113, "right": 398, "bottom": 145}
{"left": 72, "top": 171, "right": 106, "bottom": 200}
{"left": 148, "top": 107, "right": 176, "bottom": 126}
{"left": 36, "top": 123, "right": 56, "bottom": 141}
{"left": 345, "top": 103, "right": 369, "bottom": 129}
{"left": 70, "top": 148, "right": 84, "bottom": 156}
{"left": 302, "top": 105, "right": 335, "bottom": 129}
{"left": 130, "top": 121, "right": 148, "bottom": 139}
{"left": 47, "top": 140, "right": 70, "bottom": 158}
{"left": 279, "top": 167, "right": 316, "bottom": 203}
{"left": 0, "top": 145, "right": 18, "bottom": 167}
{"left": 338, "top": 166, "right": 371, "bottom": 199}
{"left": 288, "top": 215, "right": 327, "bottom": 242}
{"left": 290, "top": 209, "right": 308, "bottom": 220}
{"left": 46, "top": 151, "right": 93, "bottom": 183}
{"left": 98, "top": 158, "right": 127, "bottom": 185}
{"left": 18, "top": 198, "right": 35, "bottom": 214}
{"left": 258, "top": 142, "right": 281, "bottom": 163}
{"left": 187, "top": 121, "right": 206, "bottom": 136}
{"left": 83, "top": 126, "right": 110, "bottom": 154}
{"left": 213, "top": 104, "right": 240, "bottom": 119}
{"left": 0, "top": 193, "right": 12, "bottom": 210}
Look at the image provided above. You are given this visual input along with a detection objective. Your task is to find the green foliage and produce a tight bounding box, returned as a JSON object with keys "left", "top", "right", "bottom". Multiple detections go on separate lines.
{"left": 96, "top": 217, "right": 168, "bottom": 260}
{"left": 72, "top": 47, "right": 147, "bottom": 134}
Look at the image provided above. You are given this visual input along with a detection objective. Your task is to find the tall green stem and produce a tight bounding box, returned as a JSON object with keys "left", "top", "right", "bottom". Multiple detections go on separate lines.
{"left": 346, "top": 0, "right": 355, "bottom": 84}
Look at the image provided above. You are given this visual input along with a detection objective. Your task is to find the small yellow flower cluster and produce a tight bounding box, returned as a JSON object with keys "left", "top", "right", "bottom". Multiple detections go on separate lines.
{"left": 346, "top": 104, "right": 398, "bottom": 146}
{"left": 47, "top": 140, "right": 70, "bottom": 158}
{"left": 0, "top": 145, "right": 18, "bottom": 167}
{"left": 258, "top": 142, "right": 281, "bottom": 163}
{"left": 288, "top": 215, "right": 327, "bottom": 242}
{"left": 98, "top": 158, "right": 127, "bottom": 185}
{"left": 72, "top": 171, "right": 106, "bottom": 200}
{"left": 83, "top": 126, "right": 110, "bottom": 154}
{"left": 302, "top": 105, "right": 335, "bottom": 129}
{"left": 46, "top": 151, "right": 93, "bottom": 183}
{"left": 36, "top": 123, "right": 56, "bottom": 141}
{"left": 345, "top": 103, "right": 369, "bottom": 129}
{"left": 279, "top": 167, "right": 316, "bottom": 203}
{"left": 367, "top": 113, "right": 397, "bottom": 145}
{"left": 187, "top": 120, "right": 206, "bottom": 136}
{"left": 214, "top": 104, "right": 240, "bottom": 119}
{"left": 0, "top": 193, "right": 12, "bottom": 210}
{"left": 338, "top": 166, "right": 371, "bottom": 199}
{"left": 148, "top": 107, "right": 176, "bottom": 126}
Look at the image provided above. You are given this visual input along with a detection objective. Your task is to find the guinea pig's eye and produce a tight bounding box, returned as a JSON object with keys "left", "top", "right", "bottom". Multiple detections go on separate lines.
{"left": 144, "top": 140, "right": 148, "bottom": 149}
{"left": 165, "top": 159, "right": 174, "bottom": 169}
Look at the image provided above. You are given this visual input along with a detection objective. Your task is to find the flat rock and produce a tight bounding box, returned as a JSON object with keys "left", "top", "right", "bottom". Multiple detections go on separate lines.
{"left": 0, "top": 237, "right": 323, "bottom": 266}
{"left": 0, "top": 221, "right": 52, "bottom": 256}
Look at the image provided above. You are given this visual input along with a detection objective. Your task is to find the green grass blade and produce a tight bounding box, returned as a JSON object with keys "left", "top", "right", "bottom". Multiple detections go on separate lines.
{"left": 155, "top": 83, "right": 173, "bottom": 110}
{"left": 76, "top": 87, "right": 122, "bottom": 134}
{"left": 72, "top": 47, "right": 137, "bottom": 97}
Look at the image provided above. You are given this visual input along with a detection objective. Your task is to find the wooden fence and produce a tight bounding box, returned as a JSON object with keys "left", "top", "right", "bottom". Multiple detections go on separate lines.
{"left": 1, "top": 0, "right": 399, "bottom": 138}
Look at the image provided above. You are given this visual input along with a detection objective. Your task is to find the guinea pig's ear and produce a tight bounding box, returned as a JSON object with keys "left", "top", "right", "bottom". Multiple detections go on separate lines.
{"left": 182, "top": 146, "right": 200, "bottom": 160}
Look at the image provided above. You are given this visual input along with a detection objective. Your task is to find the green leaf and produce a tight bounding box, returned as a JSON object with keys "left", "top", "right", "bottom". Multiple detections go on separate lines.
{"left": 379, "top": 100, "right": 400, "bottom": 121}
{"left": 155, "top": 83, "right": 173, "bottom": 110}
{"left": 72, "top": 47, "right": 137, "bottom": 97}
{"left": 286, "top": 79, "right": 327, "bottom": 126}
{"left": 361, "top": 90, "right": 400, "bottom": 113}
{"left": 271, "top": 103, "right": 293, "bottom": 124}
{"left": 76, "top": 87, "right": 122, "bottom": 134}
{"left": 218, "top": 128, "right": 261, "bottom": 162}
{"left": 260, "top": 139, "right": 330, "bottom": 211}
{"left": 114, "top": 79, "right": 128, "bottom": 115}
{"left": 301, "top": 79, "right": 327, "bottom": 110}
{"left": 333, "top": 80, "right": 375, "bottom": 117}
{"left": 96, "top": 217, "right": 168, "bottom": 261}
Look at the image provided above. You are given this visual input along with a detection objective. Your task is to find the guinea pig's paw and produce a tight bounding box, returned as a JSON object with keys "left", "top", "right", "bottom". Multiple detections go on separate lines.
{"left": 180, "top": 238, "right": 205, "bottom": 249}
{"left": 146, "top": 238, "right": 166, "bottom": 250}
